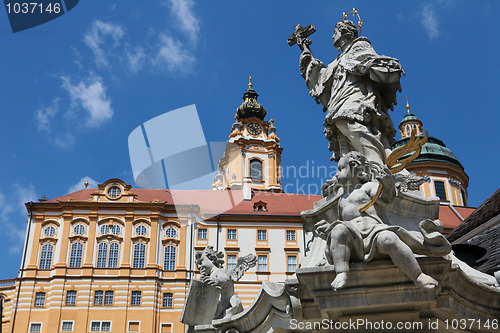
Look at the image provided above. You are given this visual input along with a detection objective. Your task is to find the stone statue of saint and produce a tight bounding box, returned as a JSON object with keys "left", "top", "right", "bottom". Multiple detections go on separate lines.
{"left": 195, "top": 246, "right": 257, "bottom": 320}
{"left": 297, "top": 20, "right": 403, "bottom": 166}
{"left": 314, "top": 152, "right": 451, "bottom": 290}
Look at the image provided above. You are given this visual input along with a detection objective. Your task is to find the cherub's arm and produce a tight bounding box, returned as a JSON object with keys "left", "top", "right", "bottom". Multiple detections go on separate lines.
{"left": 375, "top": 170, "right": 396, "bottom": 204}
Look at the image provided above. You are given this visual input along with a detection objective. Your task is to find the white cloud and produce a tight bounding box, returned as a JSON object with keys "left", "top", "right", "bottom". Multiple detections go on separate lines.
{"left": 83, "top": 20, "right": 125, "bottom": 67}
{"left": 36, "top": 98, "right": 59, "bottom": 132}
{"left": 0, "top": 184, "right": 38, "bottom": 254}
{"left": 68, "top": 176, "right": 99, "bottom": 194}
{"left": 154, "top": 33, "right": 196, "bottom": 73}
{"left": 164, "top": 0, "right": 200, "bottom": 43}
{"left": 421, "top": 4, "right": 440, "bottom": 39}
{"left": 127, "top": 46, "right": 146, "bottom": 73}
{"left": 61, "top": 75, "right": 113, "bottom": 127}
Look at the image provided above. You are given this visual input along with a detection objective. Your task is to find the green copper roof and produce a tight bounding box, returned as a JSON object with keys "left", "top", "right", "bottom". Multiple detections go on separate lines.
{"left": 400, "top": 113, "right": 420, "bottom": 123}
{"left": 391, "top": 136, "right": 464, "bottom": 170}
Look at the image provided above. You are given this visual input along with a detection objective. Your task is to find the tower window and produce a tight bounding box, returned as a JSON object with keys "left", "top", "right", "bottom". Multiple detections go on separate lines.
{"left": 250, "top": 159, "right": 263, "bottom": 180}
{"left": 434, "top": 181, "right": 447, "bottom": 200}
{"left": 461, "top": 189, "right": 468, "bottom": 206}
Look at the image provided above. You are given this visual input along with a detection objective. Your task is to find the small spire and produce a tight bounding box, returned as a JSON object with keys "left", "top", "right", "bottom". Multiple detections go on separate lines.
{"left": 406, "top": 96, "right": 411, "bottom": 114}
{"left": 248, "top": 75, "right": 253, "bottom": 89}
{"left": 85, "top": 180, "right": 89, "bottom": 188}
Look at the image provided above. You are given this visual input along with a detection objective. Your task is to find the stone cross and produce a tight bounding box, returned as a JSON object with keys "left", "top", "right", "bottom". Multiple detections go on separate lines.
{"left": 287, "top": 24, "right": 316, "bottom": 50}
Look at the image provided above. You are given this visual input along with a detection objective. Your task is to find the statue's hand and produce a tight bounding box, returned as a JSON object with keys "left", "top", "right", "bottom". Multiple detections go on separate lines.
{"left": 201, "top": 276, "right": 221, "bottom": 288}
{"left": 314, "top": 219, "right": 331, "bottom": 239}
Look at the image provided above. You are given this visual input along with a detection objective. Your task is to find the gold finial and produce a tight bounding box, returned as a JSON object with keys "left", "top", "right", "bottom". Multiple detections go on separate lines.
{"left": 341, "top": 8, "right": 363, "bottom": 35}
{"left": 248, "top": 75, "right": 253, "bottom": 89}
{"left": 270, "top": 118, "right": 274, "bottom": 124}
{"left": 406, "top": 96, "right": 411, "bottom": 114}
{"left": 85, "top": 180, "right": 89, "bottom": 188}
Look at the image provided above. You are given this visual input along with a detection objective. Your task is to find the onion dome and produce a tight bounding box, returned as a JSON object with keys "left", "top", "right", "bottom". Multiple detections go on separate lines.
{"left": 392, "top": 136, "right": 464, "bottom": 170}
{"left": 391, "top": 98, "right": 464, "bottom": 170}
{"left": 235, "top": 76, "right": 267, "bottom": 120}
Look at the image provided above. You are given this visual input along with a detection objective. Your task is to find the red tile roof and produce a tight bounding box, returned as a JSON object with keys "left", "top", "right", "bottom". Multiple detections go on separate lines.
{"left": 45, "top": 188, "right": 322, "bottom": 217}
{"left": 45, "top": 187, "right": 476, "bottom": 226}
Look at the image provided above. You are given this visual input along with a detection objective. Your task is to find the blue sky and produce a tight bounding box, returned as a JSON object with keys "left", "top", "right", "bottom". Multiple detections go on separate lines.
{"left": 0, "top": 0, "right": 499, "bottom": 279}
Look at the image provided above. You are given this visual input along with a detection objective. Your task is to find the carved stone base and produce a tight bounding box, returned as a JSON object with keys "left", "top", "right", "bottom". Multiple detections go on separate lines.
{"left": 195, "top": 257, "right": 500, "bottom": 333}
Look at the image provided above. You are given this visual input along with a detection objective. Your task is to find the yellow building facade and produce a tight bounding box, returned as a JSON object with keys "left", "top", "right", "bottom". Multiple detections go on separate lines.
{"left": 0, "top": 81, "right": 317, "bottom": 333}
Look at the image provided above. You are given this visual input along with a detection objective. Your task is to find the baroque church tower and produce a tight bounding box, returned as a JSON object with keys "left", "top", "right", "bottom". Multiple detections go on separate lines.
{"left": 391, "top": 99, "right": 469, "bottom": 207}
{"left": 212, "top": 77, "right": 282, "bottom": 194}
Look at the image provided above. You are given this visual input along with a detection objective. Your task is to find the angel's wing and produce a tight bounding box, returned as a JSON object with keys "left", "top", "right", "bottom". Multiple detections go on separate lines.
{"left": 230, "top": 254, "right": 257, "bottom": 282}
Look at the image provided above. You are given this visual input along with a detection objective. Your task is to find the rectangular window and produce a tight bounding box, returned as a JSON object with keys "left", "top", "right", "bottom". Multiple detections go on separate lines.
{"left": 163, "top": 292, "right": 173, "bottom": 307}
{"left": 287, "top": 255, "right": 297, "bottom": 272}
{"left": 69, "top": 242, "right": 83, "bottom": 268}
{"left": 108, "top": 243, "right": 119, "bottom": 268}
{"left": 161, "top": 324, "right": 172, "bottom": 333}
{"left": 227, "top": 229, "right": 237, "bottom": 240}
{"left": 94, "top": 290, "right": 103, "bottom": 306}
{"left": 257, "top": 230, "right": 267, "bottom": 241}
{"left": 197, "top": 228, "right": 207, "bottom": 240}
{"left": 258, "top": 255, "right": 268, "bottom": 272}
{"left": 39, "top": 244, "right": 53, "bottom": 270}
{"left": 34, "top": 292, "right": 45, "bottom": 307}
{"left": 131, "top": 291, "right": 141, "bottom": 306}
{"left": 286, "top": 230, "right": 296, "bottom": 241}
{"left": 227, "top": 255, "right": 237, "bottom": 270}
{"left": 434, "top": 180, "right": 447, "bottom": 200}
{"left": 164, "top": 245, "right": 176, "bottom": 271}
{"left": 104, "top": 290, "right": 114, "bottom": 305}
{"left": 128, "top": 321, "right": 140, "bottom": 332}
{"left": 29, "top": 323, "right": 42, "bottom": 332}
{"left": 90, "top": 321, "right": 111, "bottom": 332}
{"left": 65, "top": 290, "right": 76, "bottom": 306}
{"left": 61, "top": 321, "right": 73, "bottom": 332}
{"left": 132, "top": 243, "right": 146, "bottom": 268}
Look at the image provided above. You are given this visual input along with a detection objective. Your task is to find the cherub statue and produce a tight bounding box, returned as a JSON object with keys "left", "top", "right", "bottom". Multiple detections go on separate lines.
{"left": 314, "top": 152, "right": 450, "bottom": 291}
{"left": 195, "top": 246, "right": 257, "bottom": 319}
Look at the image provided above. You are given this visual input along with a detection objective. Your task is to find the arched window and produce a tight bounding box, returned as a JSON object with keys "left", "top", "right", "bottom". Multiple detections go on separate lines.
{"left": 73, "top": 224, "right": 86, "bottom": 235}
{"left": 96, "top": 243, "right": 108, "bottom": 268}
{"left": 69, "top": 242, "right": 83, "bottom": 268}
{"left": 250, "top": 159, "right": 263, "bottom": 180}
{"left": 132, "top": 243, "right": 146, "bottom": 268}
{"left": 164, "top": 245, "right": 176, "bottom": 271}
{"left": 43, "top": 226, "right": 56, "bottom": 237}
{"left": 108, "top": 243, "right": 120, "bottom": 268}
{"left": 39, "top": 244, "right": 53, "bottom": 269}
{"left": 165, "top": 227, "right": 177, "bottom": 238}
{"left": 135, "top": 225, "right": 147, "bottom": 236}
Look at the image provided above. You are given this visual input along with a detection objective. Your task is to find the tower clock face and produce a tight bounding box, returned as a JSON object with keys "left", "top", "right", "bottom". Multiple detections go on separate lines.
{"left": 247, "top": 122, "right": 262, "bottom": 136}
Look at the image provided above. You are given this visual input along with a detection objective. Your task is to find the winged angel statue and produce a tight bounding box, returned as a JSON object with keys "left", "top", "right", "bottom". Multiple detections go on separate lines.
{"left": 196, "top": 246, "right": 257, "bottom": 319}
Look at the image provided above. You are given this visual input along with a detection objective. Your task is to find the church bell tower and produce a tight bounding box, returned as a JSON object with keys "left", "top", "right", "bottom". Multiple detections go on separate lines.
{"left": 212, "top": 77, "right": 283, "bottom": 193}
